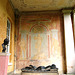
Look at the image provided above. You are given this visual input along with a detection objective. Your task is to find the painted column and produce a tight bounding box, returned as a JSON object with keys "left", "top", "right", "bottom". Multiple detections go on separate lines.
{"left": 29, "top": 34, "right": 31, "bottom": 58}
{"left": 62, "top": 10, "right": 75, "bottom": 73}
{"left": 48, "top": 34, "right": 50, "bottom": 58}
{"left": 51, "top": 29, "right": 58, "bottom": 56}
{"left": 0, "top": 53, "right": 10, "bottom": 75}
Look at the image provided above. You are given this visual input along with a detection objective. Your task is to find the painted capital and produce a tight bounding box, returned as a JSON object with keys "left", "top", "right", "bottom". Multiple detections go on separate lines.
{"left": 73, "top": 8, "right": 75, "bottom": 14}
{"left": 62, "top": 9, "right": 72, "bottom": 14}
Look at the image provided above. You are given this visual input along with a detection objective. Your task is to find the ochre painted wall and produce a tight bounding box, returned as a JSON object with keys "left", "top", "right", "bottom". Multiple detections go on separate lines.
{"left": 15, "top": 12, "right": 66, "bottom": 73}
{"left": 0, "top": 0, "right": 15, "bottom": 73}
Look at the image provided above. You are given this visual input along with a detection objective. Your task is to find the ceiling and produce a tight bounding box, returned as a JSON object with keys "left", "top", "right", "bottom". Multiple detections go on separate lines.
{"left": 10, "top": 0, "right": 75, "bottom": 12}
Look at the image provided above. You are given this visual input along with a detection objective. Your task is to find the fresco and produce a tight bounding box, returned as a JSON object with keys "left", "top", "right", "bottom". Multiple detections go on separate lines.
{"left": 19, "top": 27, "right": 49, "bottom": 60}
{"left": 31, "top": 33, "right": 48, "bottom": 60}
{"left": 51, "top": 29, "right": 60, "bottom": 57}
{"left": 16, "top": 13, "right": 64, "bottom": 72}
{"left": 20, "top": 33, "right": 26, "bottom": 59}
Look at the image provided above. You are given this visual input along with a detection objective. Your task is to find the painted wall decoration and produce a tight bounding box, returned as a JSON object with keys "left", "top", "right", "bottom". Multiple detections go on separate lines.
{"left": 19, "top": 25, "right": 50, "bottom": 60}
{"left": 31, "top": 33, "right": 48, "bottom": 60}
{"left": 16, "top": 13, "right": 64, "bottom": 73}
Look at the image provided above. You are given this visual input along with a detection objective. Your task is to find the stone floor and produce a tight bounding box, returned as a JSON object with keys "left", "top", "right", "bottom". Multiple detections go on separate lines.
{"left": 12, "top": 74, "right": 21, "bottom": 75}
{"left": 60, "top": 74, "right": 75, "bottom": 75}
{"left": 8, "top": 73, "right": 75, "bottom": 75}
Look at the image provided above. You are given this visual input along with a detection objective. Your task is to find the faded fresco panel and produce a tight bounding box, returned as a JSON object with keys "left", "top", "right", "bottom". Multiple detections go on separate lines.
{"left": 31, "top": 34, "right": 48, "bottom": 60}
{"left": 19, "top": 32, "right": 27, "bottom": 60}
{"left": 51, "top": 29, "right": 61, "bottom": 57}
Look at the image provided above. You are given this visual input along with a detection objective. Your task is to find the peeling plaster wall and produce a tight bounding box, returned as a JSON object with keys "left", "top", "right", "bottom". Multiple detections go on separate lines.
{"left": 15, "top": 12, "right": 66, "bottom": 73}
{"left": 0, "top": 0, "right": 15, "bottom": 73}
